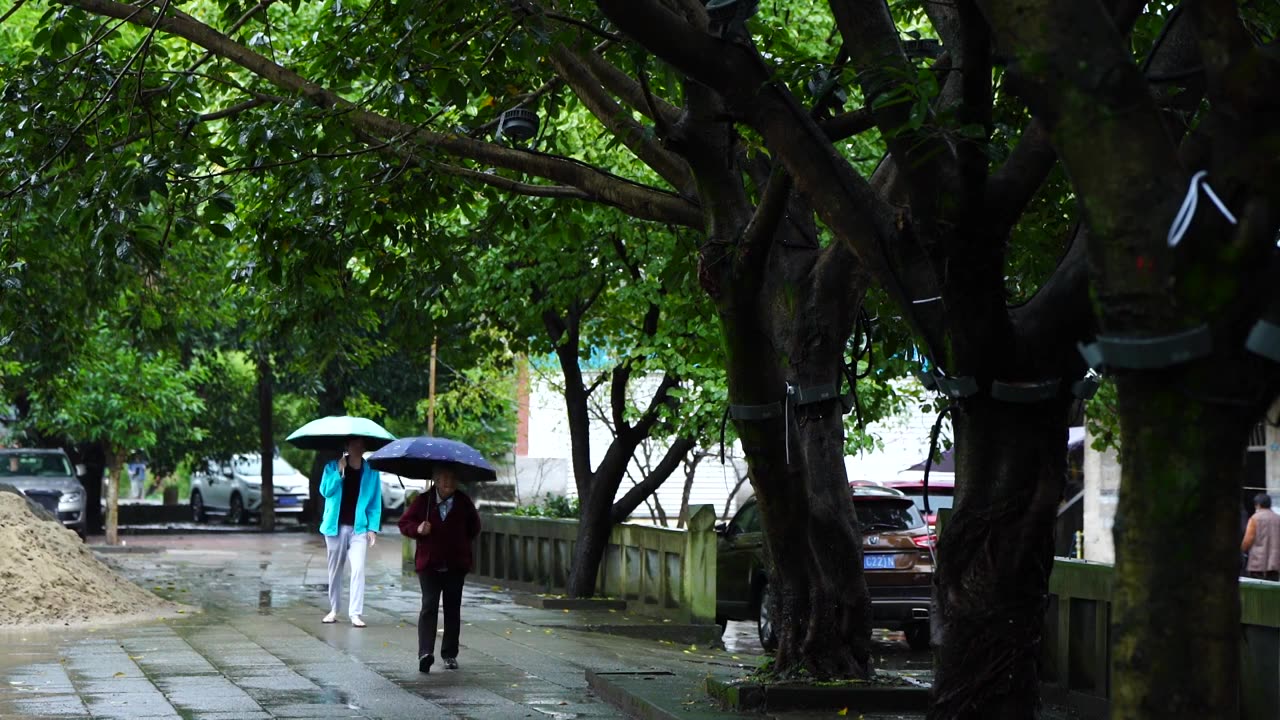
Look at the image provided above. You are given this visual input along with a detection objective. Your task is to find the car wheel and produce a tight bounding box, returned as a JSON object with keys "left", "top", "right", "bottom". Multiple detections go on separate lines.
{"left": 757, "top": 580, "right": 778, "bottom": 652}
{"left": 905, "top": 623, "right": 931, "bottom": 651}
{"left": 228, "top": 493, "right": 246, "bottom": 525}
{"left": 191, "top": 490, "right": 207, "bottom": 523}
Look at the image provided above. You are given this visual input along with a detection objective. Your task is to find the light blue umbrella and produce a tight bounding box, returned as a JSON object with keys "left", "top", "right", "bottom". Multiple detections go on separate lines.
{"left": 285, "top": 416, "right": 396, "bottom": 451}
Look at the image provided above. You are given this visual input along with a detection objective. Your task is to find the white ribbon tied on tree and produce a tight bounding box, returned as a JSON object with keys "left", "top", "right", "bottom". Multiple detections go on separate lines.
{"left": 1167, "top": 170, "right": 1238, "bottom": 248}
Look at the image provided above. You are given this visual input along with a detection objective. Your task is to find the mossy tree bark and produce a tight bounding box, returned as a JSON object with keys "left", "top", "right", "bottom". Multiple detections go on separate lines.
{"left": 596, "top": 0, "right": 1102, "bottom": 703}
{"left": 973, "top": 0, "right": 1280, "bottom": 715}
{"left": 930, "top": 397, "right": 1072, "bottom": 718}
{"left": 1109, "top": 376, "right": 1250, "bottom": 717}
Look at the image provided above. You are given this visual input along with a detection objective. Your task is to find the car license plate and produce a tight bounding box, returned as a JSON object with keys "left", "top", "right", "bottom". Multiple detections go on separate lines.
{"left": 863, "top": 553, "right": 897, "bottom": 570}
{"left": 277, "top": 496, "right": 298, "bottom": 506}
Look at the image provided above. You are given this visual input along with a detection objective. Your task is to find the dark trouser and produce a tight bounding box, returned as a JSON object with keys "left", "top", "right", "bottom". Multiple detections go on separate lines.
{"left": 1248, "top": 570, "right": 1280, "bottom": 581}
{"left": 418, "top": 569, "right": 466, "bottom": 659}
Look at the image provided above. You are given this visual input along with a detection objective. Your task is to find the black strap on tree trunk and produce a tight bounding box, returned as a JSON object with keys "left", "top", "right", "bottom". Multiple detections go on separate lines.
{"left": 1247, "top": 319, "right": 1280, "bottom": 364}
{"left": 1077, "top": 324, "right": 1213, "bottom": 371}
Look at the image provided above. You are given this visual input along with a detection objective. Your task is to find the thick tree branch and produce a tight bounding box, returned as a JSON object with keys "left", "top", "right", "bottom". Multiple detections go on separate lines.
{"left": 633, "top": 373, "right": 680, "bottom": 440}
{"left": 977, "top": 0, "right": 1186, "bottom": 332}
{"left": 737, "top": 166, "right": 792, "bottom": 287}
{"left": 591, "top": 372, "right": 679, "bottom": 495}
{"left": 609, "top": 232, "right": 643, "bottom": 280}
{"left": 984, "top": 120, "right": 1055, "bottom": 235}
{"left": 597, "top": 0, "right": 921, "bottom": 327}
{"left": 819, "top": 107, "right": 876, "bottom": 141}
{"left": 609, "top": 364, "right": 631, "bottom": 434}
{"left": 1010, "top": 226, "right": 1093, "bottom": 379}
{"left": 547, "top": 44, "right": 694, "bottom": 193}
{"left": 611, "top": 436, "right": 696, "bottom": 523}
{"left": 58, "top": 0, "right": 703, "bottom": 228}
{"left": 956, "top": 0, "right": 993, "bottom": 221}
{"left": 543, "top": 309, "right": 595, "bottom": 488}
{"left": 579, "top": 47, "right": 681, "bottom": 126}
{"left": 426, "top": 161, "right": 594, "bottom": 200}
{"left": 923, "top": 0, "right": 963, "bottom": 53}
{"left": 828, "top": 0, "right": 954, "bottom": 210}
{"left": 1188, "top": 0, "right": 1278, "bottom": 112}
{"left": 982, "top": 0, "right": 1192, "bottom": 238}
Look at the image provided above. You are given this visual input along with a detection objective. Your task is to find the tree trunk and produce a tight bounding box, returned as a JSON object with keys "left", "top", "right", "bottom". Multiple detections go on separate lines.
{"left": 781, "top": 406, "right": 874, "bottom": 678}
{"left": 929, "top": 397, "right": 1070, "bottom": 719}
{"left": 75, "top": 442, "right": 106, "bottom": 534}
{"left": 676, "top": 455, "right": 699, "bottom": 529}
{"left": 720, "top": 287, "right": 872, "bottom": 679}
{"left": 105, "top": 451, "right": 124, "bottom": 546}
{"left": 566, "top": 486, "right": 613, "bottom": 597}
{"left": 258, "top": 352, "right": 275, "bottom": 531}
{"left": 1109, "top": 376, "right": 1248, "bottom": 719}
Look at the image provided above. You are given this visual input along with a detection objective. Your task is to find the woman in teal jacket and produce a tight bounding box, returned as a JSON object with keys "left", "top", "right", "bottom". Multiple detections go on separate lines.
{"left": 319, "top": 437, "right": 382, "bottom": 627}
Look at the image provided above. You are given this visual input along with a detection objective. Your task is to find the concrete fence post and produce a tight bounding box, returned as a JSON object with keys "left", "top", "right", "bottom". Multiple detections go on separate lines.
{"left": 681, "top": 504, "right": 717, "bottom": 624}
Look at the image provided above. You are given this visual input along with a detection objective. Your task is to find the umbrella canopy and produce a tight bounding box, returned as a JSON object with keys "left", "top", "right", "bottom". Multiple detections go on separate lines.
{"left": 367, "top": 436, "right": 498, "bottom": 483}
{"left": 285, "top": 416, "right": 396, "bottom": 452}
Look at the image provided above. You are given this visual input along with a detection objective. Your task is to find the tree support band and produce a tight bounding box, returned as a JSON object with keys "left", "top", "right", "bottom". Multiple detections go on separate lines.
{"left": 990, "top": 379, "right": 1062, "bottom": 403}
{"left": 922, "top": 369, "right": 1098, "bottom": 403}
{"left": 1246, "top": 319, "right": 1280, "bottom": 364}
{"left": 1076, "top": 324, "right": 1213, "bottom": 371}
{"left": 728, "top": 402, "right": 784, "bottom": 421}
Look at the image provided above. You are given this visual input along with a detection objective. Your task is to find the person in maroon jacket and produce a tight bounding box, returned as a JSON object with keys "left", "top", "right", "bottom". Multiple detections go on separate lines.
{"left": 398, "top": 466, "right": 481, "bottom": 673}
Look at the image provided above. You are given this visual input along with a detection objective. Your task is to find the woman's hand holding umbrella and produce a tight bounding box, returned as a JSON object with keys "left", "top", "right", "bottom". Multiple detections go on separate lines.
{"left": 418, "top": 520, "right": 431, "bottom": 536}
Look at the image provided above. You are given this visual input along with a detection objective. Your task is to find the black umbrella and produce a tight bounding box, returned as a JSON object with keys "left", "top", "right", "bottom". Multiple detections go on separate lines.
{"left": 366, "top": 436, "right": 498, "bottom": 483}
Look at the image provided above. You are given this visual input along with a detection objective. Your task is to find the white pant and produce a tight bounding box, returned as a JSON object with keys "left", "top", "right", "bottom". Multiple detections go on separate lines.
{"left": 325, "top": 526, "right": 369, "bottom": 617}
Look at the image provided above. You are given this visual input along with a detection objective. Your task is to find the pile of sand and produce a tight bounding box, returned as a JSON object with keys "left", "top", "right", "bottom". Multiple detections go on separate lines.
{"left": 0, "top": 491, "right": 174, "bottom": 627}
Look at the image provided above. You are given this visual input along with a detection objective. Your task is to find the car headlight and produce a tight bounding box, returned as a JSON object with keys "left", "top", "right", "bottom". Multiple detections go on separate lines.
{"left": 62, "top": 491, "right": 83, "bottom": 503}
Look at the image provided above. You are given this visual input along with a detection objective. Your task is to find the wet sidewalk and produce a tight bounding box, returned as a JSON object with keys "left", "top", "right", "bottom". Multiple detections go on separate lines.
{"left": 0, "top": 531, "right": 771, "bottom": 720}
{"left": 0, "top": 531, "right": 1077, "bottom": 720}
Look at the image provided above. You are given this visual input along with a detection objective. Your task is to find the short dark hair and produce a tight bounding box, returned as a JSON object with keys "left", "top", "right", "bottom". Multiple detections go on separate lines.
{"left": 1257, "top": 493, "right": 1272, "bottom": 509}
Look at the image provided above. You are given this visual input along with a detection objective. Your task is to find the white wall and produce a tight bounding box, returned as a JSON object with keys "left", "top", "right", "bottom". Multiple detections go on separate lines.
{"left": 846, "top": 381, "right": 950, "bottom": 484}
{"left": 519, "top": 370, "right": 943, "bottom": 522}
{"left": 519, "top": 369, "right": 751, "bottom": 519}
{"left": 1083, "top": 428, "right": 1120, "bottom": 563}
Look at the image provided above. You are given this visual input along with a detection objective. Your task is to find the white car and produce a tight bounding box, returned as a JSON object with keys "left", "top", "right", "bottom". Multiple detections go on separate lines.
{"left": 190, "top": 454, "right": 311, "bottom": 524}
{"left": 382, "top": 474, "right": 427, "bottom": 514}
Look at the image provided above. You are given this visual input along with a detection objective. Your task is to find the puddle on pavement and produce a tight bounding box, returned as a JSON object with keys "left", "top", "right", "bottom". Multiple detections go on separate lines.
{"left": 530, "top": 708, "right": 577, "bottom": 719}
{"left": 319, "top": 686, "right": 359, "bottom": 709}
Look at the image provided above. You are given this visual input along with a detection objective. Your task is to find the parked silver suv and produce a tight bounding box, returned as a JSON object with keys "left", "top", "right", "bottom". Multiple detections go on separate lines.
{"left": 0, "top": 448, "right": 87, "bottom": 538}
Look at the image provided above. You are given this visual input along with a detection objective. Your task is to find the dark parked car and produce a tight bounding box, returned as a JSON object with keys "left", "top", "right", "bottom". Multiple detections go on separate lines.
{"left": 0, "top": 448, "right": 88, "bottom": 538}
{"left": 716, "top": 485, "right": 935, "bottom": 651}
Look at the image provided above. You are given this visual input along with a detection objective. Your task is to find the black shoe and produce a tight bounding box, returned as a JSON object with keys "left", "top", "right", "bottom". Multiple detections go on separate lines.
{"left": 444, "top": 658, "right": 458, "bottom": 670}
{"left": 419, "top": 654, "right": 434, "bottom": 674}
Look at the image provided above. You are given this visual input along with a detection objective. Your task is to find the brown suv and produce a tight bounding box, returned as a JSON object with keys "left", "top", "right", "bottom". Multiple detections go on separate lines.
{"left": 715, "top": 485, "right": 935, "bottom": 651}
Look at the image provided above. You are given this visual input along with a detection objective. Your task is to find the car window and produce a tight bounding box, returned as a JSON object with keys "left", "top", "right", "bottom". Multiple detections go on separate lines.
{"left": 901, "top": 492, "right": 955, "bottom": 513}
{"left": 854, "top": 499, "right": 925, "bottom": 532}
{"left": 233, "top": 457, "right": 298, "bottom": 476}
{"left": 0, "top": 453, "right": 72, "bottom": 477}
{"left": 730, "top": 501, "right": 761, "bottom": 534}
